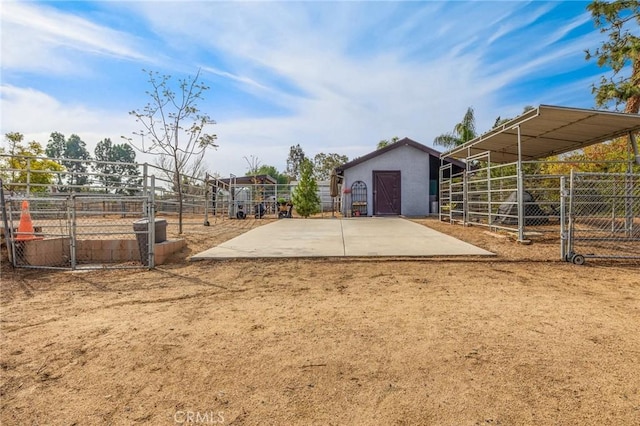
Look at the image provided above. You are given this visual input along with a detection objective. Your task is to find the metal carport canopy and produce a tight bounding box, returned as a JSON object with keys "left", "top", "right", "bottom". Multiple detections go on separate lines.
{"left": 441, "top": 105, "right": 640, "bottom": 164}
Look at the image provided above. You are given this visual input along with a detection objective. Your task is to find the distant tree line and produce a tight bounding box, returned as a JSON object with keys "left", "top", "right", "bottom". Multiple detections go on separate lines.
{"left": 244, "top": 143, "right": 349, "bottom": 184}
{"left": 0, "top": 131, "right": 140, "bottom": 194}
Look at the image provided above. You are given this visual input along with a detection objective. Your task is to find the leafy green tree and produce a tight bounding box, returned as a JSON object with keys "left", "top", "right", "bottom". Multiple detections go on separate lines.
{"left": 45, "top": 132, "right": 92, "bottom": 190}
{"left": 94, "top": 138, "right": 140, "bottom": 194}
{"left": 285, "top": 144, "right": 306, "bottom": 180}
{"left": 540, "top": 137, "right": 640, "bottom": 175}
{"left": 313, "top": 152, "right": 349, "bottom": 181}
{"left": 65, "top": 134, "right": 91, "bottom": 188}
{"left": 434, "top": 107, "right": 477, "bottom": 149}
{"left": 493, "top": 106, "right": 535, "bottom": 128}
{"left": 126, "top": 69, "right": 218, "bottom": 234}
{"left": 255, "top": 165, "right": 289, "bottom": 185}
{"left": 586, "top": 0, "right": 640, "bottom": 113}
{"left": 45, "top": 131, "right": 67, "bottom": 186}
{"left": 254, "top": 165, "right": 289, "bottom": 201}
{"left": 45, "top": 131, "right": 66, "bottom": 159}
{"left": 376, "top": 136, "right": 399, "bottom": 150}
{"left": 1, "top": 132, "right": 63, "bottom": 193}
{"left": 291, "top": 158, "right": 320, "bottom": 218}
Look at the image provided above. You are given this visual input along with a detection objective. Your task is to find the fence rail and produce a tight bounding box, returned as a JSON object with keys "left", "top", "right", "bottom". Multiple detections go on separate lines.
{"left": 438, "top": 157, "right": 628, "bottom": 242}
{"left": 1, "top": 154, "right": 341, "bottom": 229}
{"left": 439, "top": 158, "right": 559, "bottom": 236}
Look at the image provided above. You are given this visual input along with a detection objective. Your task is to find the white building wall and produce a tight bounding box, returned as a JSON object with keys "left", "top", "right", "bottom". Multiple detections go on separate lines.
{"left": 342, "top": 145, "right": 431, "bottom": 216}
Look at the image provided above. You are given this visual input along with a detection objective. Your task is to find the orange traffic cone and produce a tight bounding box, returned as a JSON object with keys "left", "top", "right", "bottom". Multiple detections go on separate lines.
{"left": 15, "top": 200, "right": 41, "bottom": 241}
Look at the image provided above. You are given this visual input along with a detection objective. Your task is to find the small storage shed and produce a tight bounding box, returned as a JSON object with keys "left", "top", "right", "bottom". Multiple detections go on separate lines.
{"left": 336, "top": 138, "right": 464, "bottom": 217}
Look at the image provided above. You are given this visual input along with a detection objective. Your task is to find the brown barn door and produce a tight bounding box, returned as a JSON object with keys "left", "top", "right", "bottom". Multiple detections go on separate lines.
{"left": 373, "top": 171, "right": 401, "bottom": 215}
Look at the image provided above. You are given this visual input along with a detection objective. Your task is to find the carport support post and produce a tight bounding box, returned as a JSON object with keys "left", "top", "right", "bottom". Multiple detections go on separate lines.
{"left": 464, "top": 147, "right": 471, "bottom": 224}
{"left": 486, "top": 152, "right": 492, "bottom": 224}
{"left": 626, "top": 132, "right": 637, "bottom": 236}
{"left": 631, "top": 131, "right": 640, "bottom": 166}
{"left": 438, "top": 158, "right": 442, "bottom": 219}
{"left": 516, "top": 125, "right": 525, "bottom": 242}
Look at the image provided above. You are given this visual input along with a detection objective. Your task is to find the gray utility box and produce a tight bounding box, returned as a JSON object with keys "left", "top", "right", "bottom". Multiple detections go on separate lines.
{"left": 133, "top": 218, "right": 167, "bottom": 266}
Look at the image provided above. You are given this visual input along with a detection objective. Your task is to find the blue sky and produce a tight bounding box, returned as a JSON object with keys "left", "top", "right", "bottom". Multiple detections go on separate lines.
{"left": 0, "top": 0, "right": 613, "bottom": 177}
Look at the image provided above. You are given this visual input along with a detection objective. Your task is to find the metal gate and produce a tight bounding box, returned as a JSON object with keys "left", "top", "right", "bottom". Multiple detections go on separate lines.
{"left": 561, "top": 171, "right": 640, "bottom": 264}
{"left": 350, "top": 181, "right": 367, "bottom": 216}
{"left": 439, "top": 164, "right": 465, "bottom": 223}
{"left": 1, "top": 192, "right": 155, "bottom": 270}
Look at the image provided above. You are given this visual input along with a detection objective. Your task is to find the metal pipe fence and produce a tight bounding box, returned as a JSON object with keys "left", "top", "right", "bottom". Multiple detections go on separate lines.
{"left": 439, "top": 157, "right": 631, "bottom": 243}
{"left": 218, "top": 181, "right": 340, "bottom": 220}
{"left": 438, "top": 164, "right": 465, "bottom": 223}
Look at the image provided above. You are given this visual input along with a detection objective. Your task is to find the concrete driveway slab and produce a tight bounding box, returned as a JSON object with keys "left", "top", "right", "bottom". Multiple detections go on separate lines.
{"left": 341, "top": 218, "right": 492, "bottom": 256}
{"left": 192, "top": 217, "right": 493, "bottom": 259}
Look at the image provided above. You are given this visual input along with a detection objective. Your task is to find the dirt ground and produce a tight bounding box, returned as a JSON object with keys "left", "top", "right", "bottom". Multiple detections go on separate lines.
{"left": 1, "top": 217, "right": 639, "bottom": 425}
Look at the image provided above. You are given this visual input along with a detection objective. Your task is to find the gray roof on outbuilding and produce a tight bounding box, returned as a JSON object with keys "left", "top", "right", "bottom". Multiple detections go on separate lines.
{"left": 336, "top": 137, "right": 465, "bottom": 173}
{"left": 441, "top": 105, "right": 640, "bottom": 163}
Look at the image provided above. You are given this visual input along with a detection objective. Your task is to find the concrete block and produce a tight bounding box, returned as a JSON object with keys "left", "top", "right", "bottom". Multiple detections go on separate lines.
{"left": 20, "top": 238, "right": 70, "bottom": 267}
{"left": 90, "top": 240, "right": 102, "bottom": 253}
{"left": 19, "top": 237, "right": 183, "bottom": 267}
{"left": 101, "top": 240, "right": 118, "bottom": 252}
{"left": 154, "top": 239, "right": 186, "bottom": 265}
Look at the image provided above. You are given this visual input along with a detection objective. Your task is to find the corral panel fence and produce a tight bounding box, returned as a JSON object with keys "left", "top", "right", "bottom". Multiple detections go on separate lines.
{"left": 1, "top": 188, "right": 155, "bottom": 270}
{"left": 440, "top": 156, "right": 523, "bottom": 233}
{"left": 1, "top": 154, "right": 343, "bottom": 238}
{"left": 562, "top": 171, "right": 640, "bottom": 264}
{"left": 223, "top": 181, "right": 340, "bottom": 220}
{"left": 438, "top": 157, "right": 632, "bottom": 244}
{"left": 438, "top": 164, "right": 452, "bottom": 222}
{"left": 439, "top": 164, "right": 465, "bottom": 223}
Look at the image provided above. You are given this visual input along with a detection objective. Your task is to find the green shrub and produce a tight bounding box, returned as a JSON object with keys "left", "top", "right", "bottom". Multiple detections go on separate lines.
{"left": 291, "top": 159, "right": 320, "bottom": 217}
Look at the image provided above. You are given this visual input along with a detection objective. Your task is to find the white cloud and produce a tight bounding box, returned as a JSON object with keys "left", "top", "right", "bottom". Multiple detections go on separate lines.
{"left": 0, "top": 84, "right": 135, "bottom": 152}
{"left": 0, "top": 2, "right": 152, "bottom": 74}
{"left": 123, "top": 2, "right": 505, "bottom": 154}
{"left": 486, "top": 2, "right": 556, "bottom": 45}
{"left": 0, "top": 84, "right": 278, "bottom": 177}
{"left": 1, "top": 1, "right": 603, "bottom": 176}
{"left": 200, "top": 66, "right": 270, "bottom": 92}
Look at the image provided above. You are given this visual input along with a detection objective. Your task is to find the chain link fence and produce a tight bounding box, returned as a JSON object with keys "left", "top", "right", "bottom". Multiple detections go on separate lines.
{"left": 1, "top": 156, "right": 343, "bottom": 269}
{"left": 2, "top": 189, "right": 155, "bottom": 270}
{"left": 0, "top": 155, "right": 342, "bottom": 232}
{"left": 562, "top": 171, "right": 639, "bottom": 264}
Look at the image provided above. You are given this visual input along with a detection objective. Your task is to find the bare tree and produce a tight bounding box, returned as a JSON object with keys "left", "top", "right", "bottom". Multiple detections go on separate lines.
{"left": 156, "top": 151, "right": 209, "bottom": 196}
{"left": 125, "top": 69, "right": 218, "bottom": 233}
{"left": 244, "top": 155, "right": 261, "bottom": 175}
